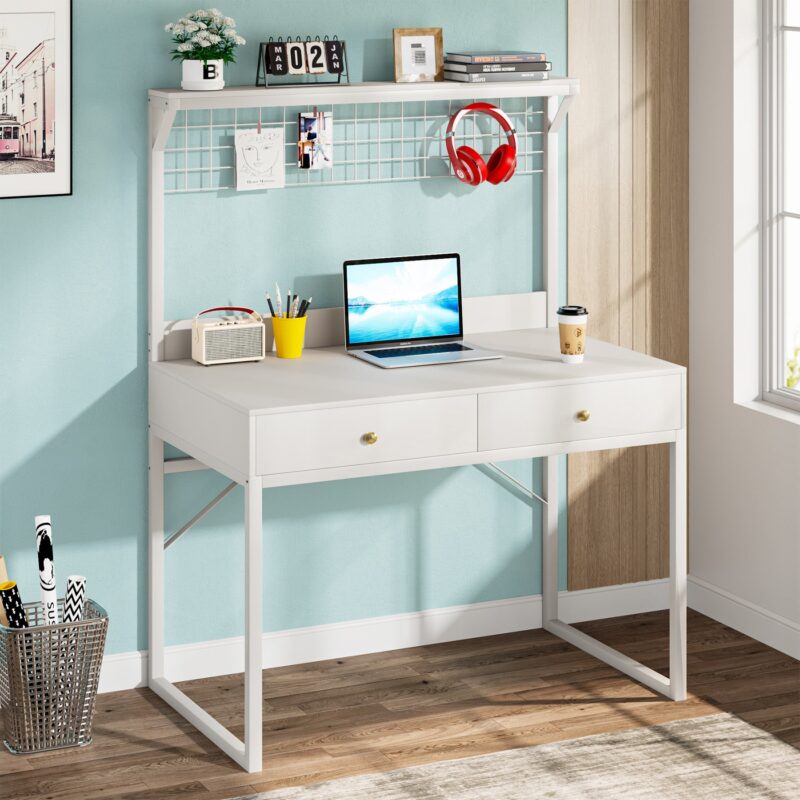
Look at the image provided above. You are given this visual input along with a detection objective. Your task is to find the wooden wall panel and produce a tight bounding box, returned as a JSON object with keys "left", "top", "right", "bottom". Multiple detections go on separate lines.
{"left": 567, "top": 0, "right": 688, "bottom": 590}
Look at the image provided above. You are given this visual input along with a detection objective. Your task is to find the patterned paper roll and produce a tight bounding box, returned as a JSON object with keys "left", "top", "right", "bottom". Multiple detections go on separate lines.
{"left": 0, "top": 581, "right": 28, "bottom": 628}
{"left": 63, "top": 575, "right": 86, "bottom": 623}
{"left": 0, "top": 555, "right": 10, "bottom": 627}
{"left": 35, "top": 515, "right": 58, "bottom": 625}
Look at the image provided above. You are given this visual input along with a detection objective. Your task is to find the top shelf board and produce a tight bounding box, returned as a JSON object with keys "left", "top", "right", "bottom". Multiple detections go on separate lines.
{"left": 148, "top": 78, "right": 580, "bottom": 112}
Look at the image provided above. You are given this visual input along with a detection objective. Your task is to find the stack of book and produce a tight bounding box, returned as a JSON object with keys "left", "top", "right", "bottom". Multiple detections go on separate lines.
{"left": 443, "top": 51, "right": 551, "bottom": 83}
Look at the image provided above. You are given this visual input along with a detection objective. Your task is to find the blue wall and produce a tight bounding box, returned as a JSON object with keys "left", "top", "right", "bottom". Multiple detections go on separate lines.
{"left": 0, "top": 1, "right": 566, "bottom": 655}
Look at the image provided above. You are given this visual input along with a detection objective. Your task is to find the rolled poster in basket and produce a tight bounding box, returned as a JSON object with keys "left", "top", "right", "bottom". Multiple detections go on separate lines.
{"left": 35, "top": 515, "right": 58, "bottom": 625}
{"left": 63, "top": 575, "right": 86, "bottom": 623}
{"left": 0, "top": 555, "right": 10, "bottom": 627}
{"left": 0, "top": 580, "right": 28, "bottom": 628}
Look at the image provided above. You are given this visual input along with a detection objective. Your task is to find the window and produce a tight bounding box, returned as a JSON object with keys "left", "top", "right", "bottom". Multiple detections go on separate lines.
{"left": 764, "top": 0, "right": 800, "bottom": 411}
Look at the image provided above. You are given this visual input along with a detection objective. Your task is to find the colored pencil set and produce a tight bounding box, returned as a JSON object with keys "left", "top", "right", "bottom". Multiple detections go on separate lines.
{"left": 265, "top": 283, "right": 312, "bottom": 319}
{"left": 0, "top": 515, "right": 87, "bottom": 629}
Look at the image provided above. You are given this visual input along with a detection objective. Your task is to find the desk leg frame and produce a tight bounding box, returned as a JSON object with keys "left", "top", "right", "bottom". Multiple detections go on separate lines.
{"left": 148, "top": 431, "right": 265, "bottom": 773}
{"left": 147, "top": 435, "right": 685, "bottom": 774}
{"left": 541, "top": 435, "right": 687, "bottom": 701}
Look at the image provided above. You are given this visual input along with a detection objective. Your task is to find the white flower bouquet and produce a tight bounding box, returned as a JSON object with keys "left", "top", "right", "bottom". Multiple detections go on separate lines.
{"left": 165, "top": 8, "right": 245, "bottom": 63}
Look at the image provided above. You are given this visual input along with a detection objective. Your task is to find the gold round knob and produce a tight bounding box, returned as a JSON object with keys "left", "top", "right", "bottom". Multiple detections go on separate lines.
{"left": 362, "top": 431, "right": 378, "bottom": 445}
{"left": 576, "top": 409, "right": 591, "bottom": 422}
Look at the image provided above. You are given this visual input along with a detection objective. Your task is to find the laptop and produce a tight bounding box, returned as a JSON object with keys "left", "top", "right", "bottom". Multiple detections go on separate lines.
{"left": 343, "top": 253, "right": 502, "bottom": 369}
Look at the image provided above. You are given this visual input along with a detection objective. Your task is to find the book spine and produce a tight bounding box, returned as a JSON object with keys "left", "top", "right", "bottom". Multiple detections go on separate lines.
{"left": 444, "top": 61, "right": 552, "bottom": 73}
{"left": 446, "top": 53, "right": 548, "bottom": 64}
{"left": 444, "top": 71, "right": 550, "bottom": 83}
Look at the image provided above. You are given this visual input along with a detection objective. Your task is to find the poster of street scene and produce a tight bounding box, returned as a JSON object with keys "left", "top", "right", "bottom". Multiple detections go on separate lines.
{"left": 1, "top": 0, "right": 71, "bottom": 199}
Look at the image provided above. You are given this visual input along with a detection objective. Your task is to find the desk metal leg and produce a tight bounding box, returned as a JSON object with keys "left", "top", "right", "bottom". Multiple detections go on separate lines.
{"left": 542, "top": 455, "right": 559, "bottom": 626}
{"left": 542, "top": 438, "right": 687, "bottom": 701}
{"left": 669, "top": 430, "right": 688, "bottom": 700}
{"left": 243, "top": 478, "right": 264, "bottom": 772}
{"left": 147, "top": 456, "right": 265, "bottom": 772}
{"left": 148, "top": 431, "right": 165, "bottom": 682}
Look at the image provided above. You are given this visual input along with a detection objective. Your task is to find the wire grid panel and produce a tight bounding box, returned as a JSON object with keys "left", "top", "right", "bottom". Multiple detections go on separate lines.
{"left": 0, "top": 599, "right": 108, "bottom": 754}
{"left": 163, "top": 96, "right": 545, "bottom": 193}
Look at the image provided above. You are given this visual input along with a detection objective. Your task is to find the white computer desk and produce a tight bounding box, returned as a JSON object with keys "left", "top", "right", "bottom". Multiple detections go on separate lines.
{"left": 147, "top": 326, "right": 687, "bottom": 772}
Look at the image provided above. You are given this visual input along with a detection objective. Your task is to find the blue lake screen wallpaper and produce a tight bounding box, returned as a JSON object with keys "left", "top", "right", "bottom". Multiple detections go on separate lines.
{"left": 346, "top": 257, "right": 461, "bottom": 344}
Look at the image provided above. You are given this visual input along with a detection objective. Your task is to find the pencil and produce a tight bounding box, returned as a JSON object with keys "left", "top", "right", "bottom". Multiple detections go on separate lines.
{"left": 265, "top": 293, "right": 276, "bottom": 318}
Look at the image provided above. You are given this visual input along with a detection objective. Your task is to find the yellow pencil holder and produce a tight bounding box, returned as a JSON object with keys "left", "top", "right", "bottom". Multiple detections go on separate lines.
{"left": 272, "top": 315, "right": 307, "bottom": 359}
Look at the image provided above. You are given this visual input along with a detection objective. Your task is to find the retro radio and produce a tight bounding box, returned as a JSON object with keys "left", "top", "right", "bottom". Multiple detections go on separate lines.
{"left": 191, "top": 306, "right": 265, "bottom": 365}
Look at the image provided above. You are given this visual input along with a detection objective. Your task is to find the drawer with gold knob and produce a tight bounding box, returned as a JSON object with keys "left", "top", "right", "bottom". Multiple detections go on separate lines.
{"left": 256, "top": 395, "right": 477, "bottom": 475}
{"left": 478, "top": 375, "right": 682, "bottom": 451}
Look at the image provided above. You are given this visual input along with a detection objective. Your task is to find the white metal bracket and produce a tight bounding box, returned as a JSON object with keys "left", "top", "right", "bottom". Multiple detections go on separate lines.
{"left": 149, "top": 97, "right": 177, "bottom": 154}
{"left": 164, "top": 481, "right": 237, "bottom": 550}
{"left": 547, "top": 93, "right": 574, "bottom": 135}
{"left": 474, "top": 462, "right": 546, "bottom": 507}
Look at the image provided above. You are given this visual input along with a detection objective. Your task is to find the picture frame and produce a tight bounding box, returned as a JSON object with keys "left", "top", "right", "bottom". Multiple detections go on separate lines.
{"left": 0, "top": 0, "right": 72, "bottom": 200}
{"left": 297, "top": 110, "right": 333, "bottom": 170}
{"left": 393, "top": 27, "right": 443, "bottom": 83}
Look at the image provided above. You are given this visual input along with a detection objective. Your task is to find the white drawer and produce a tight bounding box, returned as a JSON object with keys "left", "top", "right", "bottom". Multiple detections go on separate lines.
{"left": 256, "top": 395, "right": 477, "bottom": 475}
{"left": 478, "top": 375, "right": 682, "bottom": 451}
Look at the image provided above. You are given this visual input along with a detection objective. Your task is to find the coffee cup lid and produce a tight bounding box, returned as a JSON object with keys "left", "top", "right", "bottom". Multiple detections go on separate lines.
{"left": 557, "top": 305, "right": 588, "bottom": 316}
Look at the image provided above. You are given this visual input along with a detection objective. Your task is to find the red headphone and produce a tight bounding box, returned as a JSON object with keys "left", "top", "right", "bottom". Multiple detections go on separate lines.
{"left": 445, "top": 102, "right": 518, "bottom": 186}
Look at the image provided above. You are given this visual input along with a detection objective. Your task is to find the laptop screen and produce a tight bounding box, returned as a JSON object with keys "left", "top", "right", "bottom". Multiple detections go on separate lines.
{"left": 343, "top": 253, "right": 463, "bottom": 348}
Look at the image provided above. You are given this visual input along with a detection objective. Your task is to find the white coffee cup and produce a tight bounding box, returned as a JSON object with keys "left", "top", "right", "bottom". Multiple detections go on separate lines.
{"left": 557, "top": 305, "right": 588, "bottom": 363}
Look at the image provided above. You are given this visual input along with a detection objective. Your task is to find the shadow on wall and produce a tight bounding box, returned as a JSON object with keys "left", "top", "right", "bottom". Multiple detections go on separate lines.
{"left": 0, "top": 369, "right": 543, "bottom": 648}
{"left": 159, "top": 456, "right": 542, "bottom": 651}
{"left": 0, "top": 359, "right": 542, "bottom": 658}
{"left": 362, "top": 38, "right": 394, "bottom": 80}
{"left": 0, "top": 368, "right": 149, "bottom": 649}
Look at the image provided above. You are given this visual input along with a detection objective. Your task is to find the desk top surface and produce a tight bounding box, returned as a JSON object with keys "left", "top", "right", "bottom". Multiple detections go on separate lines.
{"left": 150, "top": 328, "right": 684, "bottom": 416}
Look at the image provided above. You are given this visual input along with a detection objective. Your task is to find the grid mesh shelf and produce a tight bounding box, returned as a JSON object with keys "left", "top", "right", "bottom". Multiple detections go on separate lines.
{"left": 162, "top": 96, "right": 546, "bottom": 193}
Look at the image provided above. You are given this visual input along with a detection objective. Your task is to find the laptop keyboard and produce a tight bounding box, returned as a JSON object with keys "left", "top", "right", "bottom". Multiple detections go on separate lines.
{"left": 365, "top": 343, "right": 472, "bottom": 359}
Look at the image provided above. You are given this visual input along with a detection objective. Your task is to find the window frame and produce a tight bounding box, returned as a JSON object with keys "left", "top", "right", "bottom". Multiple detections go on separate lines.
{"left": 763, "top": 0, "right": 800, "bottom": 413}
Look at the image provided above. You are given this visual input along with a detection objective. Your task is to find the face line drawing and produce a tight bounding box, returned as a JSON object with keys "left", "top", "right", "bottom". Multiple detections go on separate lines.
{"left": 241, "top": 135, "right": 280, "bottom": 176}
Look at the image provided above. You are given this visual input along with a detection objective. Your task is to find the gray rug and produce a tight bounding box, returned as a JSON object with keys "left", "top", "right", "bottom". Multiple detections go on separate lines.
{"left": 234, "top": 713, "right": 800, "bottom": 799}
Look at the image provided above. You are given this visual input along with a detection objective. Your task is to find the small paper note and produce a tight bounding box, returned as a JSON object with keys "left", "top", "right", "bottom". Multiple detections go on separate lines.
{"left": 235, "top": 128, "right": 285, "bottom": 191}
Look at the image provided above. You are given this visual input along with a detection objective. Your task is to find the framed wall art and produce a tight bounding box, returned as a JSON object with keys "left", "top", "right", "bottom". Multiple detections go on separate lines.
{"left": 393, "top": 27, "right": 444, "bottom": 83}
{"left": 0, "top": 0, "right": 71, "bottom": 199}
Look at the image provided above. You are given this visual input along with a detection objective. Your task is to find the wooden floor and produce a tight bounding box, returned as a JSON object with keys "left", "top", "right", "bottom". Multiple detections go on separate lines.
{"left": 1, "top": 610, "right": 798, "bottom": 799}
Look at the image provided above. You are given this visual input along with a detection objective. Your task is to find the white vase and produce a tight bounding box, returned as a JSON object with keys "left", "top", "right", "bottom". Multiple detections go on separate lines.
{"left": 181, "top": 59, "right": 225, "bottom": 91}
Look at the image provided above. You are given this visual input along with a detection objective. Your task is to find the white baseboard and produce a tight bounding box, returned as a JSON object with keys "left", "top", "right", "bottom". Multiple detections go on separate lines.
{"left": 98, "top": 579, "right": 669, "bottom": 694}
{"left": 688, "top": 576, "right": 800, "bottom": 660}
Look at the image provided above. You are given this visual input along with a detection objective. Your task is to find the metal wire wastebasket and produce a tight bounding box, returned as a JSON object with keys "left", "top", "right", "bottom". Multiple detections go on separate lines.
{"left": 0, "top": 598, "right": 108, "bottom": 754}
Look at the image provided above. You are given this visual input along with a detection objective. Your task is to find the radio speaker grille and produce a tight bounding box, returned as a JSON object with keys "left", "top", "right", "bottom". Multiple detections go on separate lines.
{"left": 205, "top": 327, "right": 263, "bottom": 361}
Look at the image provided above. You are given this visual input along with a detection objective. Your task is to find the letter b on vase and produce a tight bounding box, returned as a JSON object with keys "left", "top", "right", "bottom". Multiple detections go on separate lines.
{"left": 182, "top": 59, "right": 225, "bottom": 91}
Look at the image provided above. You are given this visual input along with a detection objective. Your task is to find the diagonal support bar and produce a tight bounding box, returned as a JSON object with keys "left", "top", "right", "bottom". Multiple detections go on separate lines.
{"left": 545, "top": 619, "right": 671, "bottom": 696}
{"left": 474, "top": 462, "right": 547, "bottom": 507}
{"left": 164, "top": 481, "right": 237, "bottom": 550}
{"left": 548, "top": 93, "right": 574, "bottom": 134}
